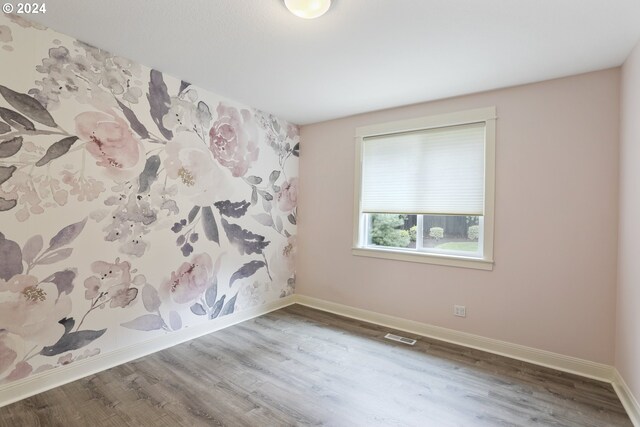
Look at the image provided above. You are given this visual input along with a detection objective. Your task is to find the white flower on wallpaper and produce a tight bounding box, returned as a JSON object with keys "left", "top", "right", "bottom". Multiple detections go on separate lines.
{"left": 0, "top": 13, "right": 298, "bottom": 384}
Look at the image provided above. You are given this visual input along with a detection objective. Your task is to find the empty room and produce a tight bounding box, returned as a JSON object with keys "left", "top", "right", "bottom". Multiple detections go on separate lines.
{"left": 0, "top": 1, "right": 639, "bottom": 425}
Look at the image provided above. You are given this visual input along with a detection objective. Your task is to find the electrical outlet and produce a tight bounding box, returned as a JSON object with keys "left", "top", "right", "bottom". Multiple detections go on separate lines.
{"left": 454, "top": 305, "right": 466, "bottom": 317}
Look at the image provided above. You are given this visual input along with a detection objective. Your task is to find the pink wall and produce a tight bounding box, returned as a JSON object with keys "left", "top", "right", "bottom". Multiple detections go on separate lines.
{"left": 297, "top": 69, "right": 620, "bottom": 364}
{"left": 617, "top": 40, "right": 640, "bottom": 398}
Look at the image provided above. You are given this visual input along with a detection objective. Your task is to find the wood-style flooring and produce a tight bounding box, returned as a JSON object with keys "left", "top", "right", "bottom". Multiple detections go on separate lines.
{"left": 0, "top": 304, "right": 632, "bottom": 426}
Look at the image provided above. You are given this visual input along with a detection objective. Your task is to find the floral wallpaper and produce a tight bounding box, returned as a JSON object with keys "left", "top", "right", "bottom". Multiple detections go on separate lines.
{"left": 0, "top": 14, "right": 298, "bottom": 384}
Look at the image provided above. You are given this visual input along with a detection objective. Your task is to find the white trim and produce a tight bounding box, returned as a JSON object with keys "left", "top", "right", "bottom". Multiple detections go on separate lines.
{"left": 352, "top": 247, "right": 493, "bottom": 270}
{"left": 352, "top": 107, "right": 497, "bottom": 269}
{"left": 353, "top": 133, "right": 364, "bottom": 248}
{"left": 483, "top": 116, "right": 496, "bottom": 262}
{"left": 415, "top": 215, "right": 424, "bottom": 251}
{"left": 0, "top": 295, "right": 296, "bottom": 408}
{"left": 355, "top": 107, "right": 498, "bottom": 138}
{"left": 613, "top": 369, "right": 640, "bottom": 426}
{"left": 294, "top": 294, "right": 613, "bottom": 382}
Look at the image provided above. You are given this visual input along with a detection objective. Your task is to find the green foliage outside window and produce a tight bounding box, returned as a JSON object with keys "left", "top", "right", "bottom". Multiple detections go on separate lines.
{"left": 467, "top": 225, "right": 479, "bottom": 241}
{"left": 429, "top": 226, "right": 444, "bottom": 241}
{"left": 409, "top": 225, "right": 417, "bottom": 243}
{"left": 370, "top": 214, "right": 410, "bottom": 248}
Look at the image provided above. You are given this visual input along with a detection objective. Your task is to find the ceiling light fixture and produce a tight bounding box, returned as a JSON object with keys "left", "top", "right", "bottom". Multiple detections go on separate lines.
{"left": 284, "top": 0, "right": 331, "bottom": 19}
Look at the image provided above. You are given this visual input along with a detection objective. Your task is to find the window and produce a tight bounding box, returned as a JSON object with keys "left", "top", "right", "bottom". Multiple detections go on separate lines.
{"left": 352, "top": 107, "right": 496, "bottom": 270}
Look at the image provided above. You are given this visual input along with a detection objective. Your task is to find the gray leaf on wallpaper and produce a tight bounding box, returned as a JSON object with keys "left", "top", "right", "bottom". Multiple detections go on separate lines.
{"left": 251, "top": 186, "right": 258, "bottom": 205}
{"left": 221, "top": 218, "right": 269, "bottom": 255}
{"left": 246, "top": 176, "right": 262, "bottom": 185}
{"left": 147, "top": 70, "right": 173, "bottom": 140}
{"left": 40, "top": 328, "right": 107, "bottom": 357}
{"left": 0, "top": 136, "right": 22, "bottom": 158}
{"left": 258, "top": 190, "right": 273, "bottom": 201}
{"left": 0, "top": 107, "right": 35, "bottom": 131}
{"left": 205, "top": 279, "right": 217, "bottom": 307}
{"left": 0, "top": 85, "right": 57, "bottom": 128}
{"left": 271, "top": 119, "right": 281, "bottom": 134}
{"left": 190, "top": 303, "right": 206, "bottom": 316}
{"left": 262, "top": 197, "right": 272, "bottom": 212}
{"left": 37, "top": 248, "right": 73, "bottom": 265}
{"left": 201, "top": 206, "right": 219, "bottom": 244}
{"left": 288, "top": 214, "right": 297, "bottom": 225}
{"left": 195, "top": 101, "right": 212, "bottom": 127}
{"left": 214, "top": 200, "right": 250, "bottom": 218}
{"left": 48, "top": 217, "right": 87, "bottom": 251}
{"left": 138, "top": 154, "right": 161, "bottom": 193}
{"left": 276, "top": 216, "right": 283, "bottom": 233}
{"left": 0, "top": 165, "right": 16, "bottom": 185}
{"left": 169, "top": 311, "right": 182, "bottom": 331}
{"left": 35, "top": 136, "right": 78, "bottom": 167}
{"left": 187, "top": 206, "right": 200, "bottom": 224}
{"left": 269, "top": 170, "right": 280, "bottom": 184}
{"left": 292, "top": 142, "right": 300, "bottom": 157}
{"left": 0, "top": 197, "right": 17, "bottom": 211}
{"left": 0, "top": 122, "right": 10, "bottom": 134}
{"left": 42, "top": 269, "right": 76, "bottom": 296}
{"left": 229, "top": 260, "right": 266, "bottom": 287}
{"left": 141, "top": 283, "right": 161, "bottom": 313}
{"left": 22, "top": 234, "right": 43, "bottom": 265}
{"left": 178, "top": 80, "right": 191, "bottom": 95}
{"left": 253, "top": 213, "right": 274, "bottom": 227}
{"left": 121, "top": 314, "right": 165, "bottom": 331}
{"left": 0, "top": 232, "right": 23, "bottom": 280}
{"left": 61, "top": 317, "right": 75, "bottom": 334}
{"left": 220, "top": 293, "right": 238, "bottom": 317}
{"left": 209, "top": 295, "right": 225, "bottom": 319}
{"left": 116, "top": 98, "right": 150, "bottom": 140}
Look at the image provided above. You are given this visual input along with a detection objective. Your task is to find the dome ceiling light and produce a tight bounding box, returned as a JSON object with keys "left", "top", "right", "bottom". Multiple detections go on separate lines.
{"left": 284, "top": 0, "right": 332, "bottom": 19}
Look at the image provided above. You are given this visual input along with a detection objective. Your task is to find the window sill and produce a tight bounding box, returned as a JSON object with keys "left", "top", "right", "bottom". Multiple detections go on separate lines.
{"left": 351, "top": 247, "right": 494, "bottom": 270}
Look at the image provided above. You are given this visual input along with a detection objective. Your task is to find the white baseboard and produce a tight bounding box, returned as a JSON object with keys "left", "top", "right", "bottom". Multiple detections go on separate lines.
{"left": 613, "top": 369, "right": 640, "bottom": 426}
{"left": 0, "top": 295, "right": 296, "bottom": 408}
{"left": 294, "top": 295, "right": 614, "bottom": 383}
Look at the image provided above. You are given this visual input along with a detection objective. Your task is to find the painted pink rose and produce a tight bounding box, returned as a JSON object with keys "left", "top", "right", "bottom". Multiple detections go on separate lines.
{"left": 165, "top": 136, "right": 231, "bottom": 205}
{"left": 209, "top": 103, "right": 259, "bottom": 177}
{"left": 75, "top": 111, "right": 144, "bottom": 179}
{"left": 0, "top": 278, "right": 71, "bottom": 346}
{"left": 276, "top": 177, "right": 298, "bottom": 212}
{"left": 83, "top": 258, "right": 141, "bottom": 308}
{"left": 161, "top": 253, "right": 213, "bottom": 304}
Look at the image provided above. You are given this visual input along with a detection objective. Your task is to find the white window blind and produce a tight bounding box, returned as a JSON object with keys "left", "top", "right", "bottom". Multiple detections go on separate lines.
{"left": 360, "top": 122, "right": 485, "bottom": 215}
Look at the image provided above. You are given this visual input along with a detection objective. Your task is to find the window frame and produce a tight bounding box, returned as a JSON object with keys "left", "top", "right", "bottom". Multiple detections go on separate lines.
{"left": 352, "top": 107, "right": 496, "bottom": 270}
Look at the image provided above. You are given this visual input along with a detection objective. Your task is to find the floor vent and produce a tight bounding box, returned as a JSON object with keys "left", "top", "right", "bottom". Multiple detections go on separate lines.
{"left": 384, "top": 333, "right": 417, "bottom": 346}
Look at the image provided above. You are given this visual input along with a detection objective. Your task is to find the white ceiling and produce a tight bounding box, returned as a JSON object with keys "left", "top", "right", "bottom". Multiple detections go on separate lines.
{"left": 29, "top": 0, "right": 640, "bottom": 125}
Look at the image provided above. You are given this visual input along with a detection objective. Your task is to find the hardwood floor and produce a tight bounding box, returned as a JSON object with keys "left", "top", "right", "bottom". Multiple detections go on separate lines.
{"left": 0, "top": 304, "right": 632, "bottom": 426}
